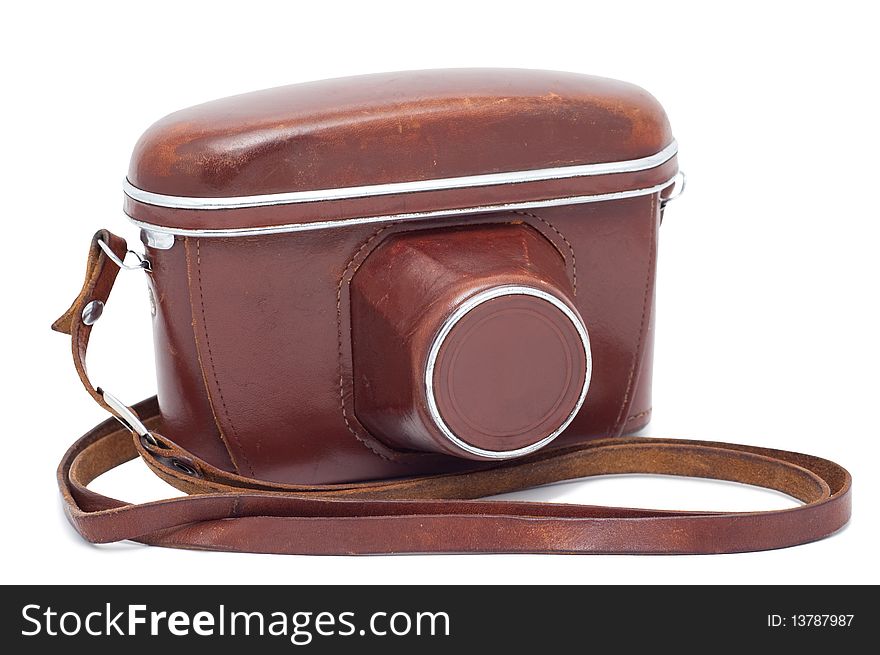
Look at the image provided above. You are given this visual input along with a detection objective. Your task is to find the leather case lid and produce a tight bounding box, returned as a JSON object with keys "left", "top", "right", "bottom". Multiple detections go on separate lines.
{"left": 124, "top": 69, "right": 677, "bottom": 233}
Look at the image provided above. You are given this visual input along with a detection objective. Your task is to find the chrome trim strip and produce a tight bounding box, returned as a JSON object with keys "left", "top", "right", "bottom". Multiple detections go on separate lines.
{"left": 425, "top": 285, "right": 592, "bottom": 460}
{"left": 123, "top": 141, "right": 677, "bottom": 210}
{"left": 129, "top": 175, "right": 678, "bottom": 238}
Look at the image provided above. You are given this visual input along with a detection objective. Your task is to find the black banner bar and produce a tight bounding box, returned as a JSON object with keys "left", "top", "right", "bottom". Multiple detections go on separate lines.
{"left": 3, "top": 585, "right": 868, "bottom": 652}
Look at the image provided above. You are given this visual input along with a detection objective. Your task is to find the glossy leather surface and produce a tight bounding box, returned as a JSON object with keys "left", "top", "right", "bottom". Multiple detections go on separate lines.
{"left": 129, "top": 69, "right": 672, "bottom": 198}
{"left": 130, "top": 70, "right": 665, "bottom": 484}
{"left": 146, "top": 198, "right": 658, "bottom": 484}
{"left": 124, "top": 69, "right": 676, "bottom": 233}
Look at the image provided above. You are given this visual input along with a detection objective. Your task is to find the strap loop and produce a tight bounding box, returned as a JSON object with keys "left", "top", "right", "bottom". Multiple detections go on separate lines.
{"left": 99, "top": 388, "right": 155, "bottom": 443}
{"left": 52, "top": 229, "right": 153, "bottom": 436}
{"left": 96, "top": 237, "right": 152, "bottom": 272}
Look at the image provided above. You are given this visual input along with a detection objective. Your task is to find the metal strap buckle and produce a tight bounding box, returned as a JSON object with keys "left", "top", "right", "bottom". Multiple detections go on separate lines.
{"left": 100, "top": 388, "right": 157, "bottom": 445}
{"left": 86, "top": 239, "right": 156, "bottom": 444}
{"left": 97, "top": 238, "right": 152, "bottom": 273}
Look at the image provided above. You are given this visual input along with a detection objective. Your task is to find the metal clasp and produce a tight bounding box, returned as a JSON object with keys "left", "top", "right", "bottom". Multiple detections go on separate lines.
{"left": 661, "top": 171, "right": 686, "bottom": 210}
{"left": 97, "top": 238, "right": 152, "bottom": 273}
{"left": 100, "top": 388, "right": 157, "bottom": 445}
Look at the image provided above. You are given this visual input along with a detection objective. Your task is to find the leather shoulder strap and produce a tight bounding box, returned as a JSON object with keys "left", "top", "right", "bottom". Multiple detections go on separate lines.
{"left": 52, "top": 229, "right": 129, "bottom": 414}
{"left": 54, "top": 231, "right": 852, "bottom": 555}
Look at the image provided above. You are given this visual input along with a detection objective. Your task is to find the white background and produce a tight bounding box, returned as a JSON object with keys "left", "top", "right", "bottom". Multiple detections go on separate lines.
{"left": 2, "top": 1, "right": 877, "bottom": 584}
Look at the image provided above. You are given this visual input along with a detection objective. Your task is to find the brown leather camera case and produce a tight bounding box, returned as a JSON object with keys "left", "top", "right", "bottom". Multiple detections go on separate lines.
{"left": 53, "top": 70, "right": 851, "bottom": 554}
{"left": 130, "top": 69, "right": 674, "bottom": 484}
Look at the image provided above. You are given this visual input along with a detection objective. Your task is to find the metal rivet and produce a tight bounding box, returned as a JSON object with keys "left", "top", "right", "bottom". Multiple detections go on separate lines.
{"left": 170, "top": 459, "right": 198, "bottom": 476}
{"left": 81, "top": 300, "right": 105, "bottom": 326}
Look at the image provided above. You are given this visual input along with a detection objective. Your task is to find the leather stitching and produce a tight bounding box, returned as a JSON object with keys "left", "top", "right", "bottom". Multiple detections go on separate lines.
{"left": 334, "top": 216, "right": 579, "bottom": 461}
{"left": 513, "top": 210, "right": 578, "bottom": 295}
{"left": 183, "top": 237, "right": 241, "bottom": 473}
{"left": 193, "top": 239, "right": 255, "bottom": 476}
{"left": 612, "top": 196, "right": 658, "bottom": 435}
{"left": 336, "top": 226, "right": 398, "bottom": 461}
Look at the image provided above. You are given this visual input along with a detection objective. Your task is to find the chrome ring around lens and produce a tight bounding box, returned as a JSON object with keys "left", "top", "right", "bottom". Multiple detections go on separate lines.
{"left": 424, "top": 285, "right": 592, "bottom": 460}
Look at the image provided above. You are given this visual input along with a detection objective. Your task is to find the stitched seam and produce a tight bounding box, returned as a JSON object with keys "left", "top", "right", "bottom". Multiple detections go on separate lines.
{"left": 612, "top": 195, "right": 658, "bottom": 434}
{"left": 337, "top": 226, "right": 397, "bottom": 460}
{"left": 183, "top": 238, "right": 241, "bottom": 473}
{"left": 195, "top": 239, "right": 255, "bottom": 476}
{"left": 335, "top": 217, "right": 575, "bottom": 459}
{"left": 513, "top": 210, "right": 578, "bottom": 295}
